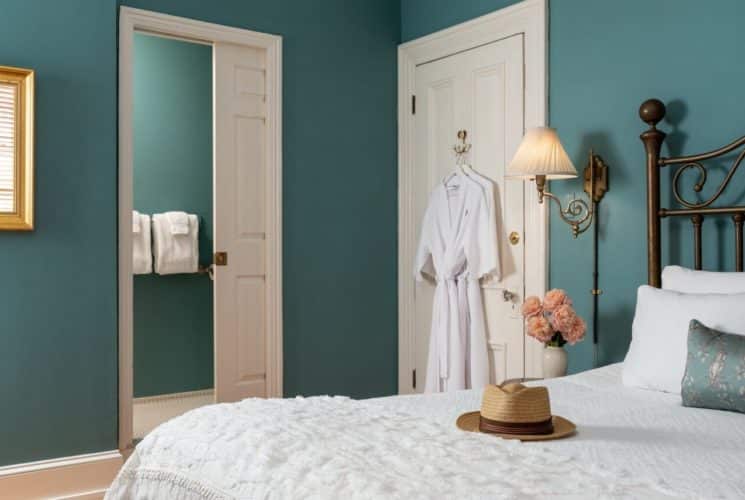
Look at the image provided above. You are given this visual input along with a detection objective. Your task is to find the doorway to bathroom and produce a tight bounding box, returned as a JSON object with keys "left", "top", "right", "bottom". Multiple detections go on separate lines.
{"left": 130, "top": 31, "right": 214, "bottom": 440}
{"left": 118, "top": 8, "right": 283, "bottom": 451}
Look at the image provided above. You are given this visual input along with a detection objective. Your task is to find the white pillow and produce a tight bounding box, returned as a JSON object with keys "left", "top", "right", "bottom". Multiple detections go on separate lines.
{"left": 622, "top": 285, "right": 745, "bottom": 394}
{"left": 662, "top": 265, "right": 745, "bottom": 294}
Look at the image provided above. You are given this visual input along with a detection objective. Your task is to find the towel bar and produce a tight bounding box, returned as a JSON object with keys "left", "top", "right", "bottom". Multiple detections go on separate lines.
{"left": 197, "top": 265, "right": 214, "bottom": 280}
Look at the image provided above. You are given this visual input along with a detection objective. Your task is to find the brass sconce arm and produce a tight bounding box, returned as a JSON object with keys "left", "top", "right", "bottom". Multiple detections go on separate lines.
{"left": 534, "top": 151, "right": 608, "bottom": 238}
{"left": 536, "top": 178, "right": 594, "bottom": 237}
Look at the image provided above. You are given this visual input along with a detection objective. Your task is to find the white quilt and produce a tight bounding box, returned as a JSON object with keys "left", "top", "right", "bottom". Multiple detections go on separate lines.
{"left": 107, "top": 365, "right": 745, "bottom": 499}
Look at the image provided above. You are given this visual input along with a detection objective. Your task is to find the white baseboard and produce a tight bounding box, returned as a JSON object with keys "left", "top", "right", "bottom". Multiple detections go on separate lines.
{"left": 0, "top": 450, "right": 123, "bottom": 500}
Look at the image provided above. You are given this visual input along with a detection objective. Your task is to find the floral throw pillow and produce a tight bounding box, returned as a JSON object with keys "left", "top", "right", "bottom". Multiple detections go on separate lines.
{"left": 682, "top": 320, "right": 745, "bottom": 414}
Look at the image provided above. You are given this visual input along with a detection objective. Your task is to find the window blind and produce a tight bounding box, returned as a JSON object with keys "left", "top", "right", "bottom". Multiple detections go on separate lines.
{"left": 0, "top": 82, "right": 16, "bottom": 212}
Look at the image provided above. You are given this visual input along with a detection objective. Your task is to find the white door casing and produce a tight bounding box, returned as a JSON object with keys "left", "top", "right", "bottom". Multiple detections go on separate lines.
{"left": 398, "top": 0, "right": 548, "bottom": 394}
{"left": 119, "top": 7, "right": 283, "bottom": 450}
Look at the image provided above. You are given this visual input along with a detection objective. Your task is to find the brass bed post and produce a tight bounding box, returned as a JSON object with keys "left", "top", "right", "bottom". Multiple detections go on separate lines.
{"left": 639, "top": 99, "right": 667, "bottom": 287}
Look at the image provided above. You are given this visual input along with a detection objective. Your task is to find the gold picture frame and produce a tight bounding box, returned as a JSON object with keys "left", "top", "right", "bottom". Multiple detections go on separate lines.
{"left": 0, "top": 65, "right": 34, "bottom": 230}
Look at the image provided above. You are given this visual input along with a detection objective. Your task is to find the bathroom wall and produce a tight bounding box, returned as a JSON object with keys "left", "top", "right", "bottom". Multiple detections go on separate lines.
{"left": 401, "top": 0, "right": 745, "bottom": 373}
{"left": 132, "top": 33, "right": 214, "bottom": 398}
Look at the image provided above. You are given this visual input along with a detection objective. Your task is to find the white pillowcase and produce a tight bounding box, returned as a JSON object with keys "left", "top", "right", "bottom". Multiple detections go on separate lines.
{"left": 622, "top": 285, "right": 745, "bottom": 394}
{"left": 662, "top": 265, "right": 745, "bottom": 294}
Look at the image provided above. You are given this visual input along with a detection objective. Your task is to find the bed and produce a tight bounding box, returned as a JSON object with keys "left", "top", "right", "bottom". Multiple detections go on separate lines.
{"left": 107, "top": 100, "right": 745, "bottom": 499}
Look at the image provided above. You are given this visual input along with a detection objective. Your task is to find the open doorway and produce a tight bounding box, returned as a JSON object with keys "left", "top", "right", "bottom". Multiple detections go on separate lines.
{"left": 131, "top": 32, "right": 215, "bottom": 440}
{"left": 119, "top": 7, "right": 283, "bottom": 452}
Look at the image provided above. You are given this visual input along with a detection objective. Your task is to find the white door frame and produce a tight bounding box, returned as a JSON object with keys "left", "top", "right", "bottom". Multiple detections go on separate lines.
{"left": 397, "top": 0, "right": 548, "bottom": 393}
{"left": 118, "top": 7, "right": 283, "bottom": 451}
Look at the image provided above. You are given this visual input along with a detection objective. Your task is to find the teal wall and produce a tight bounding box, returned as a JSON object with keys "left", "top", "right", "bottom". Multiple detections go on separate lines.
{"left": 0, "top": 0, "right": 117, "bottom": 465}
{"left": 0, "top": 0, "right": 399, "bottom": 466}
{"left": 401, "top": 0, "right": 745, "bottom": 373}
{"left": 401, "top": 0, "right": 519, "bottom": 41}
{"left": 133, "top": 33, "right": 213, "bottom": 398}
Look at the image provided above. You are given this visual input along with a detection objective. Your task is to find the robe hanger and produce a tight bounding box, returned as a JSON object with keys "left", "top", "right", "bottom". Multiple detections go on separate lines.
{"left": 443, "top": 130, "right": 472, "bottom": 186}
{"left": 453, "top": 130, "right": 472, "bottom": 167}
{"left": 454, "top": 130, "right": 492, "bottom": 181}
{"left": 454, "top": 130, "right": 471, "bottom": 160}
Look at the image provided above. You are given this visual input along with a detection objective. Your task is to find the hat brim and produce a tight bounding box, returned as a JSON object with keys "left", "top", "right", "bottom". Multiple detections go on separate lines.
{"left": 456, "top": 412, "right": 576, "bottom": 441}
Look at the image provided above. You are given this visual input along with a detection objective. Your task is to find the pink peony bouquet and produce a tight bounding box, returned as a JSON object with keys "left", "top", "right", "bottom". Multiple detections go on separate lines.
{"left": 521, "top": 289, "right": 586, "bottom": 347}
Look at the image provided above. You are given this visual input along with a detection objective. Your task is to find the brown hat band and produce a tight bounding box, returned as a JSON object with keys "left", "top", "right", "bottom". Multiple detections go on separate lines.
{"left": 478, "top": 415, "right": 554, "bottom": 435}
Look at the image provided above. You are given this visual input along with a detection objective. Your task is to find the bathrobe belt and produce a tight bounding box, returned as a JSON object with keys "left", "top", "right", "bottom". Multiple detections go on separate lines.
{"left": 435, "top": 275, "right": 472, "bottom": 380}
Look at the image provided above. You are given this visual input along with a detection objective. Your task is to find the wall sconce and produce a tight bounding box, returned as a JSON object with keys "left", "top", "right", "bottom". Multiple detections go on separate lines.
{"left": 506, "top": 127, "right": 608, "bottom": 237}
{"left": 506, "top": 127, "right": 609, "bottom": 359}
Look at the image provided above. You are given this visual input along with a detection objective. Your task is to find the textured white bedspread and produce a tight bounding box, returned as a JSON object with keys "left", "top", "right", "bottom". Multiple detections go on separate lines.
{"left": 107, "top": 364, "right": 745, "bottom": 499}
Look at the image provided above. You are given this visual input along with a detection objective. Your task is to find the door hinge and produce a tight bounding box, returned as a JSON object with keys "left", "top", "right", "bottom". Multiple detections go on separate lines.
{"left": 412, "top": 369, "right": 417, "bottom": 389}
{"left": 411, "top": 95, "right": 416, "bottom": 115}
{"left": 214, "top": 251, "right": 228, "bottom": 266}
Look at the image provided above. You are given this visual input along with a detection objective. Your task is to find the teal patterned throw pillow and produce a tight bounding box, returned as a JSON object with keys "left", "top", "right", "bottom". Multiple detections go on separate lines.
{"left": 682, "top": 320, "right": 745, "bottom": 413}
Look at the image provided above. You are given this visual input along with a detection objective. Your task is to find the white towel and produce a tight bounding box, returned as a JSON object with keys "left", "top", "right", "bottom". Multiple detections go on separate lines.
{"left": 133, "top": 210, "right": 142, "bottom": 234}
{"left": 166, "top": 211, "right": 190, "bottom": 235}
{"left": 132, "top": 211, "right": 152, "bottom": 274}
{"left": 152, "top": 212, "right": 199, "bottom": 274}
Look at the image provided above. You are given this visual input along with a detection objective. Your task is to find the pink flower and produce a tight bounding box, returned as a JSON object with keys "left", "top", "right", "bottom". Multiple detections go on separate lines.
{"left": 550, "top": 304, "right": 577, "bottom": 333}
{"left": 563, "top": 316, "right": 587, "bottom": 345}
{"left": 521, "top": 296, "right": 543, "bottom": 318}
{"left": 526, "top": 315, "right": 554, "bottom": 343}
{"left": 543, "top": 289, "right": 571, "bottom": 312}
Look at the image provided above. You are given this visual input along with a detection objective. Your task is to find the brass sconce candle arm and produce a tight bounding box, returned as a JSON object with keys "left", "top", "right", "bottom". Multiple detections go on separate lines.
{"left": 534, "top": 151, "right": 608, "bottom": 238}
{"left": 541, "top": 188, "right": 594, "bottom": 238}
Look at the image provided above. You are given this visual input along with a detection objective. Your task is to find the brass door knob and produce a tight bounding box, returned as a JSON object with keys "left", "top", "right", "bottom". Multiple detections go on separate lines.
{"left": 214, "top": 251, "right": 228, "bottom": 266}
{"left": 509, "top": 231, "right": 520, "bottom": 245}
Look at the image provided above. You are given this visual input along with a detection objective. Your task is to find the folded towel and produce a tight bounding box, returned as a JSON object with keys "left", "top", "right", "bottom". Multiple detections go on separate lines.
{"left": 132, "top": 211, "right": 152, "bottom": 274}
{"left": 133, "top": 210, "right": 142, "bottom": 234}
{"left": 152, "top": 212, "right": 199, "bottom": 274}
{"left": 166, "top": 211, "right": 190, "bottom": 235}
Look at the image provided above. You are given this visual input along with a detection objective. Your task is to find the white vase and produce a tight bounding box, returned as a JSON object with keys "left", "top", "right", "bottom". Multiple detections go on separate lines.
{"left": 543, "top": 345, "right": 568, "bottom": 378}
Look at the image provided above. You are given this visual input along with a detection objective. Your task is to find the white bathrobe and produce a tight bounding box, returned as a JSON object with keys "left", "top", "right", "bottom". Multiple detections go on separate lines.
{"left": 461, "top": 164, "right": 500, "bottom": 281}
{"left": 414, "top": 171, "right": 498, "bottom": 393}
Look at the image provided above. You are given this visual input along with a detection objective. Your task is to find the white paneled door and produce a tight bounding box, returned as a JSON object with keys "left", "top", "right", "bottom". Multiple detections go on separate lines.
{"left": 214, "top": 42, "right": 269, "bottom": 402}
{"left": 412, "top": 34, "right": 526, "bottom": 390}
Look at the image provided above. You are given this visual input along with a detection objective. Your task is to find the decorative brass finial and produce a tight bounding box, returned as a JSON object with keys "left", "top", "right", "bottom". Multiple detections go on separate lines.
{"left": 639, "top": 99, "right": 666, "bottom": 128}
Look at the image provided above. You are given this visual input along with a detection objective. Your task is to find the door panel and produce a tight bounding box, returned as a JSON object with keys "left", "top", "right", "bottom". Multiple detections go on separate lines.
{"left": 214, "top": 42, "right": 269, "bottom": 402}
{"left": 236, "top": 277, "right": 266, "bottom": 387}
{"left": 412, "top": 35, "right": 525, "bottom": 391}
{"left": 413, "top": 74, "right": 455, "bottom": 386}
{"left": 236, "top": 116, "right": 266, "bottom": 236}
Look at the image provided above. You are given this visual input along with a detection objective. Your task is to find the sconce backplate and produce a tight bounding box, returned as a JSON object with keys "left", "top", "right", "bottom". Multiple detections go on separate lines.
{"left": 584, "top": 153, "right": 608, "bottom": 203}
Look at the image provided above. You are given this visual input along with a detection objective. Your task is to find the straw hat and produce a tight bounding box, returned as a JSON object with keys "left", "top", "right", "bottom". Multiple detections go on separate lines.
{"left": 456, "top": 383, "right": 575, "bottom": 441}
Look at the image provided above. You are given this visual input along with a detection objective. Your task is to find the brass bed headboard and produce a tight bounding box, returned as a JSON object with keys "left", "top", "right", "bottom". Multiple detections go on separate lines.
{"left": 640, "top": 98, "right": 745, "bottom": 287}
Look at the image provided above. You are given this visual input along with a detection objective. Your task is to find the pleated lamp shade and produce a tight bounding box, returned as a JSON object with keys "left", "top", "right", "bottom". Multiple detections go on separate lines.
{"left": 506, "top": 127, "right": 577, "bottom": 179}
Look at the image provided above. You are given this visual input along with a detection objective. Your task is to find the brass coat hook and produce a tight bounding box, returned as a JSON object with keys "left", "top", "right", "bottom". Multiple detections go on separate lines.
{"left": 453, "top": 130, "right": 472, "bottom": 164}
